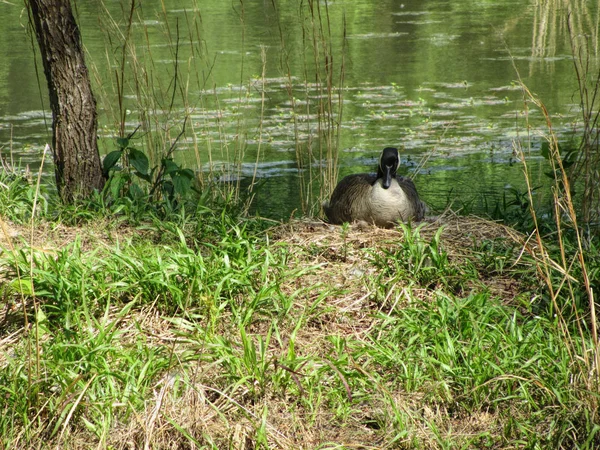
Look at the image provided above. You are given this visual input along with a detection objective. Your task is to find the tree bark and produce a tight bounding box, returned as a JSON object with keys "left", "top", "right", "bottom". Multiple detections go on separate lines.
{"left": 28, "top": 0, "right": 105, "bottom": 202}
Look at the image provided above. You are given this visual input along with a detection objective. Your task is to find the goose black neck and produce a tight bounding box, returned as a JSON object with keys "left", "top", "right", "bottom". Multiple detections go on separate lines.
{"left": 378, "top": 147, "right": 399, "bottom": 189}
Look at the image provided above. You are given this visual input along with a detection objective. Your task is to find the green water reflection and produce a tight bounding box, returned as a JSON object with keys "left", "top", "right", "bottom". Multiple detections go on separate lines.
{"left": 0, "top": 0, "right": 595, "bottom": 219}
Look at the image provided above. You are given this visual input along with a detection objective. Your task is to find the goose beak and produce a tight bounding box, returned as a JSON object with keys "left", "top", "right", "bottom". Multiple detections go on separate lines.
{"left": 382, "top": 165, "right": 393, "bottom": 189}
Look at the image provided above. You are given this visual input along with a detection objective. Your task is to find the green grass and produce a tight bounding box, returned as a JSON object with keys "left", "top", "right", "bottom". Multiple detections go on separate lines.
{"left": 0, "top": 185, "right": 599, "bottom": 449}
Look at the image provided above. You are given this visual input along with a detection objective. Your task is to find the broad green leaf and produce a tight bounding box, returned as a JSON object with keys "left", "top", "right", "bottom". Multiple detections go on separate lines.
{"left": 128, "top": 148, "right": 149, "bottom": 175}
{"left": 162, "top": 180, "right": 174, "bottom": 197}
{"left": 109, "top": 171, "right": 126, "bottom": 199}
{"left": 128, "top": 183, "right": 145, "bottom": 199}
{"left": 103, "top": 150, "right": 122, "bottom": 173}
{"left": 172, "top": 172, "right": 192, "bottom": 197}
{"left": 135, "top": 171, "right": 153, "bottom": 183}
{"left": 163, "top": 159, "right": 180, "bottom": 175}
{"left": 116, "top": 137, "right": 129, "bottom": 149}
{"left": 35, "top": 309, "right": 49, "bottom": 339}
{"left": 540, "top": 141, "right": 550, "bottom": 159}
{"left": 179, "top": 168, "right": 195, "bottom": 179}
{"left": 9, "top": 278, "right": 34, "bottom": 295}
{"left": 110, "top": 177, "right": 121, "bottom": 199}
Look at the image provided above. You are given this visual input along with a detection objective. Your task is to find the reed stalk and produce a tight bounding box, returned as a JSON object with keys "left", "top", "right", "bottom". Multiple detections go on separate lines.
{"left": 516, "top": 80, "right": 599, "bottom": 406}
{"left": 249, "top": 46, "right": 268, "bottom": 193}
{"left": 85, "top": 0, "right": 349, "bottom": 213}
{"left": 273, "top": 0, "right": 346, "bottom": 215}
{"left": 567, "top": 15, "right": 600, "bottom": 238}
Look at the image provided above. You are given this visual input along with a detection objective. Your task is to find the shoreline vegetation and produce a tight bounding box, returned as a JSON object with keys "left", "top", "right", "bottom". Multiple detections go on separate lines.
{"left": 0, "top": 166, "right": 598, "bottom": 447}
{"left": 1, "top": 0, "right": 599, "bottom": 448}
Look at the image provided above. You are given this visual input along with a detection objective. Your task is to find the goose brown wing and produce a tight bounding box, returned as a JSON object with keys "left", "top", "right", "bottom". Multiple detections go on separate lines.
{"left": 324, "top": 173, "right": 377, "bottom": 224}
{"left": 396, "top": 176, "right": 426, "bottom": 220}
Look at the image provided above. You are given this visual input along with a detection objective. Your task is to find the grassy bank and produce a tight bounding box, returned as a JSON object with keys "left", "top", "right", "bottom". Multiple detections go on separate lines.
{"left": 0, "top": 172, "right": 598, "bottom": 449}
{"left": 4, "top": 0, "right": 598, "bottom": 447}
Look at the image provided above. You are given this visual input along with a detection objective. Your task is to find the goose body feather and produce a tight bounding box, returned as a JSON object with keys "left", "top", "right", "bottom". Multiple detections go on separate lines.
{"left": 323, "top": 148, "right": 426, "bottom": 228}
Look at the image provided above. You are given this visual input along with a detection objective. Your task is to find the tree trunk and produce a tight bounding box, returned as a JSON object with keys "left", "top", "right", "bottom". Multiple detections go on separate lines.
{"left": 28, "top": 0, "right": 105, "bottom": 202}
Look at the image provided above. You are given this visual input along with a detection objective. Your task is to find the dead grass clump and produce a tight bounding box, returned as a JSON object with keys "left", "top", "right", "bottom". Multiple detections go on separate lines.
{"left": 270, "top": 210, "right": 532, "bottom": 306}
{"left": 271, "top": 210, "right": 523, "bottom": 254}
{"left": 0, "top": 216, "right": 139, "bottom": 255}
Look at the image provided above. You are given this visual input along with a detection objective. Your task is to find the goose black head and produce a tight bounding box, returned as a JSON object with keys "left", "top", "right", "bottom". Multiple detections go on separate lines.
{"left": 377, "top": 147, "right": 400, "bottom": 189}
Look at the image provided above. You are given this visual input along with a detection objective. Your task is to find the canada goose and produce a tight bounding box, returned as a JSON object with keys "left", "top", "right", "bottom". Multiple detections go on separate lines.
{"left": 323, "top": 147, "right": 426, "bottom": 228}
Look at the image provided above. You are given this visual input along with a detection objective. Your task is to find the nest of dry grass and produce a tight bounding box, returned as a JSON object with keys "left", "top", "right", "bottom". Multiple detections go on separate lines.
{"left": 270, "top": 210, "right": 530, "bottom": 307}
{"left": 272, "top": 210, "right": 524, "bottom": 259}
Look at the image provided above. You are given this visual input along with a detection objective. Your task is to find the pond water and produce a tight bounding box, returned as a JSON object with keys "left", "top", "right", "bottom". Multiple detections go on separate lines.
{"left": 0, "top": 0, "right": 597, "bottom": 220}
